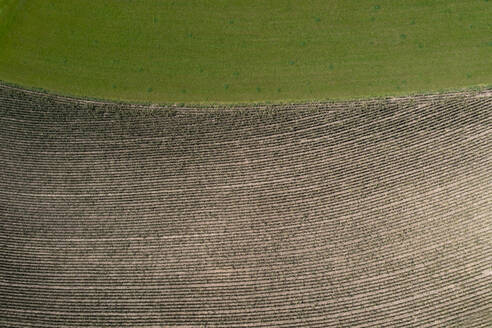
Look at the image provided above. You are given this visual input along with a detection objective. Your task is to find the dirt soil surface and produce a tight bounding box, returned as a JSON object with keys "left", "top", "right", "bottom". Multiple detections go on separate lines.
{"left": 0, "top": 84, "right": 491, "bottom": 327}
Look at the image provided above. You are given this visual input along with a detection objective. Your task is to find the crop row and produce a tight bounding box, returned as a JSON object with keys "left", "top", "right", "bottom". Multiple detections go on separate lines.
{"left": 0, "top": 84, "right": 490, "bottom": 327}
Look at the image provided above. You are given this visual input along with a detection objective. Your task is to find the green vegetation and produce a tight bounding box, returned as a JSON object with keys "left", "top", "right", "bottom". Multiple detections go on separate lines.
{"left": 0, "top": 0, "right": 491, "bottom": 104}
{"left": 0, "top": 0, "right": 20, "bottom": 37}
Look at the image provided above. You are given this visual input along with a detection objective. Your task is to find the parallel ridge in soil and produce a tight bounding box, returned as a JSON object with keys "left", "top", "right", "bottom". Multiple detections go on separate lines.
{"left": 0, "top": 85, "right": 491, "bottom": 327}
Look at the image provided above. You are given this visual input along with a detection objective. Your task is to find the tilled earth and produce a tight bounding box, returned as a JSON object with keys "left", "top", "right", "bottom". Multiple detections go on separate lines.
{"left": 0, "top": 85, "right": 491, "bottom": 327}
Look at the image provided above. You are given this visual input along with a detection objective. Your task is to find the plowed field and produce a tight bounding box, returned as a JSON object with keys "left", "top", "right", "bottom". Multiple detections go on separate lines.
{"left": 1, "top": 84, "right": 490, "bottom": 327}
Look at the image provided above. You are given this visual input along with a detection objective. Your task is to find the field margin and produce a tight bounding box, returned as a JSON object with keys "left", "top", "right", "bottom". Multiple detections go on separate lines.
{"left": 1, "top": 79, "right": 491, "bottom": 110}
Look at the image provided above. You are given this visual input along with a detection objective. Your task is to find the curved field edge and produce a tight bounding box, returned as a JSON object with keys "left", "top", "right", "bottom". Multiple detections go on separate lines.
{"left": 1, "top": 80, "right": 491, "bottom": 109}
{"left": 0, "top": 82, "right": 490, "bottom": 327}
{"left": 0, "top": 0, "right": 491, "bottom": 104}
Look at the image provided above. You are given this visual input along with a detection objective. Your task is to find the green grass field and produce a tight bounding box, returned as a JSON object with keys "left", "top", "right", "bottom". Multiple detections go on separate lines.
{"left": 0, "top": 0, "right": 490, "bottom": 104}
